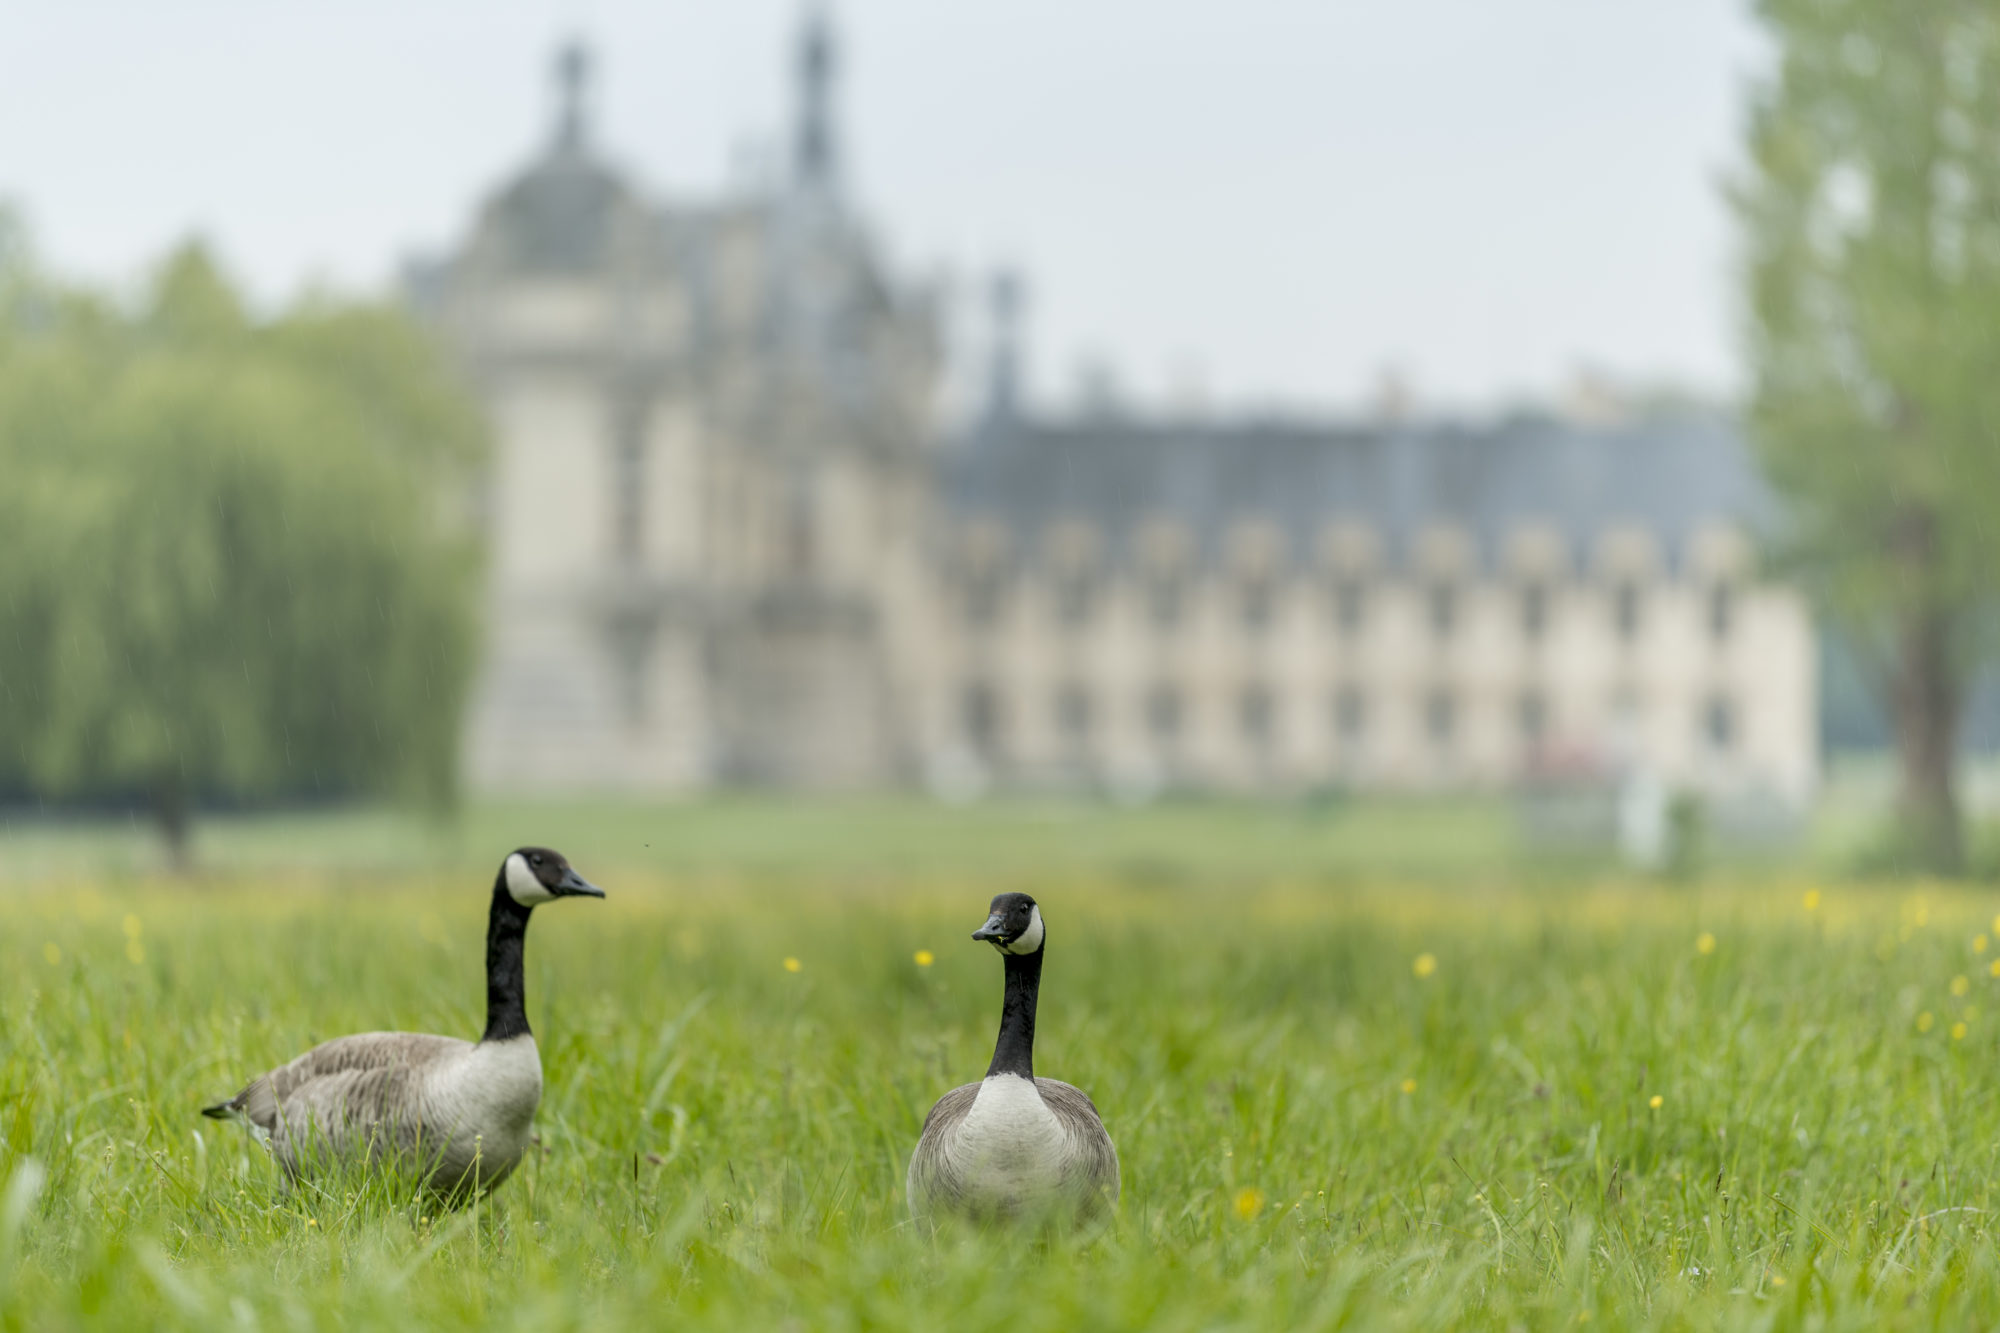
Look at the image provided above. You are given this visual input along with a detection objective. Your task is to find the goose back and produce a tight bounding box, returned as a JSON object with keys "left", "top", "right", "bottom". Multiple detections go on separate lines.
{"left": 210, "top": 1031, "right": 543, "bottom": 1196}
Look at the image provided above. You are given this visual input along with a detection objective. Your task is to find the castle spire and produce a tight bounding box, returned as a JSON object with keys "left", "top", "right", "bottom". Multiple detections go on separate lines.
{"left": 794, "top": 9, "right": 838, "bottom": 192}
{"left": 553, "top": 39, "right": 592, "bottom": 154}
{"left": 986, "top": 269, "right": 1023, "bottom": 423}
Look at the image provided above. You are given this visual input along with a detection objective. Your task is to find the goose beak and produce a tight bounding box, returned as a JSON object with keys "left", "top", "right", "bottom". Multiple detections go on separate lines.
{"left": 971, "top": 912, "right": 1008, "bottom": 943}
{"left": 557, "top": 868, "right": 605, "bottom": 899}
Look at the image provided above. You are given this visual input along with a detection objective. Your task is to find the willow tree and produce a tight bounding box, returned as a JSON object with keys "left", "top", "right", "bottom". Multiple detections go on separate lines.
{"left": 0, "top": 240, "right": 485, "bottom": 863}
{"left": 1737, "top": 3, "right": 2000, "bottom": 873}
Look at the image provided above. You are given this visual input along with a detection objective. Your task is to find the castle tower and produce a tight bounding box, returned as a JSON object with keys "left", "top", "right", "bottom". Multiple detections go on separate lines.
{"left": 794, "top": 8, "right": 839, "bottom": 196}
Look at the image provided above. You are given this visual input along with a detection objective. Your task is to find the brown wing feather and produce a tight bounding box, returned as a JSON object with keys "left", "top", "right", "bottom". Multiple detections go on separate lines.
{"left": 907, "top": 1082, "right": 980, "bottom": 1214}
{"left": 214, "top": 1032, "right": 465, "bottom": 1139}
{"left": 1036, "top": 1078, "right": 1121, "bottom": 1210}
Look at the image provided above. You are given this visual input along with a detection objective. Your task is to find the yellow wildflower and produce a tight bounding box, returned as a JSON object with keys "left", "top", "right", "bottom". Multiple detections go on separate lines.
{"left": 1412, "top": 953, "right": 1437, "bottom": 979}
{"left": 1978, "top": 935, "right": 1990, "bottom": 955}
{"left": 41, "top": 942, "right": 60, "bottom": 966}
{"left": 913, "top": 950, "right": 934, "bottom": 967}
{"left": 1918, "top": 1011, "right": 1936, "bottom": 1033}
{"left": 1802, "top": 889, "right": 1821, "bottom": 911}
{"left": 1952, "top": 975, "right": 1971, "bottom": 998}
{"left": 1399, "top": 1078, "right": 1417, "bottom": 1095}
{"left": 1953, "top": 1022, "right": 1969, "bottom": 1041}
{"left": 1233, "top": 1187, "right": 1265, "bottom": 1221}
{"left": 783, "top": 957, "right": 802, "bottom": 973}
{"left": 1696, "top": 932, "right": 1716, "bottom": 955}
{"left": 1649, "top": 1094, "right": 1663, "bottom": 1110}
{"left": 125, "top": 939, "right": 145, "bottom": 965}
{"left": 121, "top": 914, "right": 142, "bottom": 940}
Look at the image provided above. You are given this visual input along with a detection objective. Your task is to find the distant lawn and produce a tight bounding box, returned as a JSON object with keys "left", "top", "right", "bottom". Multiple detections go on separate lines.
{"left": 0, "top": 794, "right": 1533, "bottom": 887}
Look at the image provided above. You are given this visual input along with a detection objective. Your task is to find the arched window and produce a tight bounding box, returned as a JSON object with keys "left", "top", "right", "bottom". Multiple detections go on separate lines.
{"left": 1239, "top": 685, "right": 1274, "bottom": 748}
{"left": 1517, "top": 690, "right": 1547, "bottom": 744}
{"left": 961, "top": 573, "right": 1004, "bottom": 627}
{"left": 1520, "top": 583, "right": 1548, "bottom": 641}
{"left": 611, "top": 408, "right": 647, "bottom": 562}
{"left": 1055, "top": 684, "right": 1093, "bottom": 747}
{"left": 1334, "top": 687, "right": 1366, "bottom": 744}
{"left": 1613, "top": 582, "right": 1642, "bottom": 641}
{"left": 1146, "top": 684, "right": 1182, "bottom": 744}
{"left": 608, "top": 615, "right": 652, "bottom": 724}
{"left": 1704, "top": 694, "right": 1736, "bottom": 751}
{"left": 1707, "top": 582, "right": 1734, "bottom": 641}
{"left": 962, "top": 682, "right": 1003, "bottom": 756}
{"left": 1055, "top": 573, "right": 1095, "bottom": 626}
{"left": 1425, "top": 689, "right": 1456, "bottom": 746}
{"left": 1240, "top": 577, "right": 1274, "bottom": 632}
{"left": 1333, "top": 581, "right": 1366, "bottom": 634}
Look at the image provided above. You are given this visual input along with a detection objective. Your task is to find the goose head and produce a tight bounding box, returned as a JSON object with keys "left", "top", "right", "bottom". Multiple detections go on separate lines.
{"left": 500, "top": 847, "right": 605, "bottom": 907}
{"left": 972, "top": 892, "right": 1044, "bottom": 956}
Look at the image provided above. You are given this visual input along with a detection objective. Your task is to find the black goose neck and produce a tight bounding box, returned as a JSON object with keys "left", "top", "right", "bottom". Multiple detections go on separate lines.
{"left": 481, "top": 877, "right": 534, "bottom": 1044}
{"left": 985, "top": 947, "right": 1043, "bottom": 1080}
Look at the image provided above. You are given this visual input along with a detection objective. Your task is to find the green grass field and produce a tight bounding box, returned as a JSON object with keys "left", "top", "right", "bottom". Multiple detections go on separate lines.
{"left": 4, "top": 802, "right": 2000, "bottom": 1328}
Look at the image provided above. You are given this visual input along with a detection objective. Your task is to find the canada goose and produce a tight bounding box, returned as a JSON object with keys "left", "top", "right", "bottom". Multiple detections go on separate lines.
{"left": 907, "top": 892, "right": 1119, "bottom": 1223}
{"left": 201, "top": 847, "right": 603, "bottom": 1200}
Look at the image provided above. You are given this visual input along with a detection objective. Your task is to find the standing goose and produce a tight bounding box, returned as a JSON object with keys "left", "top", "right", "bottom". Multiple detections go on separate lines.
{"left": 907, "top": 892, "right": 1119, "bottom": 1222}
{"left": 202, "top": 847, "right": 603, "bottom": 1200}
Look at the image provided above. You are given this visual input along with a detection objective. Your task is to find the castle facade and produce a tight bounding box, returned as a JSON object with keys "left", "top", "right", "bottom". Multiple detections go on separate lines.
{"left": 414, "top": 21, "right": 1816, "bottom": 808}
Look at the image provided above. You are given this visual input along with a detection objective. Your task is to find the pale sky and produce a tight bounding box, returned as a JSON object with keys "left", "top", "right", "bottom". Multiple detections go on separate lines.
{"left": 0, "top": 1, "right": 1768, "bottom": 417}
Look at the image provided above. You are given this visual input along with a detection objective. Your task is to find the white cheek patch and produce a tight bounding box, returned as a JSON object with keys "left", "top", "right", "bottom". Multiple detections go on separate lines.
{"left": 1004, "top": 906, "right": 1044, "bottom": 955}
{"left": 504, "top": 853, "right": 555, "bottom": 906}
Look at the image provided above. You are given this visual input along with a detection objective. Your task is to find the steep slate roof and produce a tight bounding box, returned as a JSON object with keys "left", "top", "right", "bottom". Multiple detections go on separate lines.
{"left": 943, "top": 411, "right": 1768, "bottom": 574}
{"left": 485, "top": 148, "right": 633, "bottom": 274}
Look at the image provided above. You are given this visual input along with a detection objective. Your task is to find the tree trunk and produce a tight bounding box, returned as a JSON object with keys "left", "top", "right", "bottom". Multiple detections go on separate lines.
{"left": 1889, "top": 505, "right": 1964, "bottom": 875}
{"left": 153, "top": 772, "right": 192, "bottom": 873}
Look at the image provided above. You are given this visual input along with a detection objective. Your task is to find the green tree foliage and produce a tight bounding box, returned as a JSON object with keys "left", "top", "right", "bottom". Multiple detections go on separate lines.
{"left": 1737, "top": 3, "right": 2000, "bottom": 873}
{"left": 0, "top": 234, "right": 485, "bottom": 862}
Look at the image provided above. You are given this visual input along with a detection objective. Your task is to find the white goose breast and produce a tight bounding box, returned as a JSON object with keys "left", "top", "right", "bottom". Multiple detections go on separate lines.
{"left": 948, "top": 1073, "right": 1068, "bottom": 1189}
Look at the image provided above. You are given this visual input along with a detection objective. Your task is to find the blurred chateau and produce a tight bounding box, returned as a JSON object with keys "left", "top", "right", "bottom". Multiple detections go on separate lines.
{"left": 411, "top": 19, "right": 1816, "bottom": 808}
